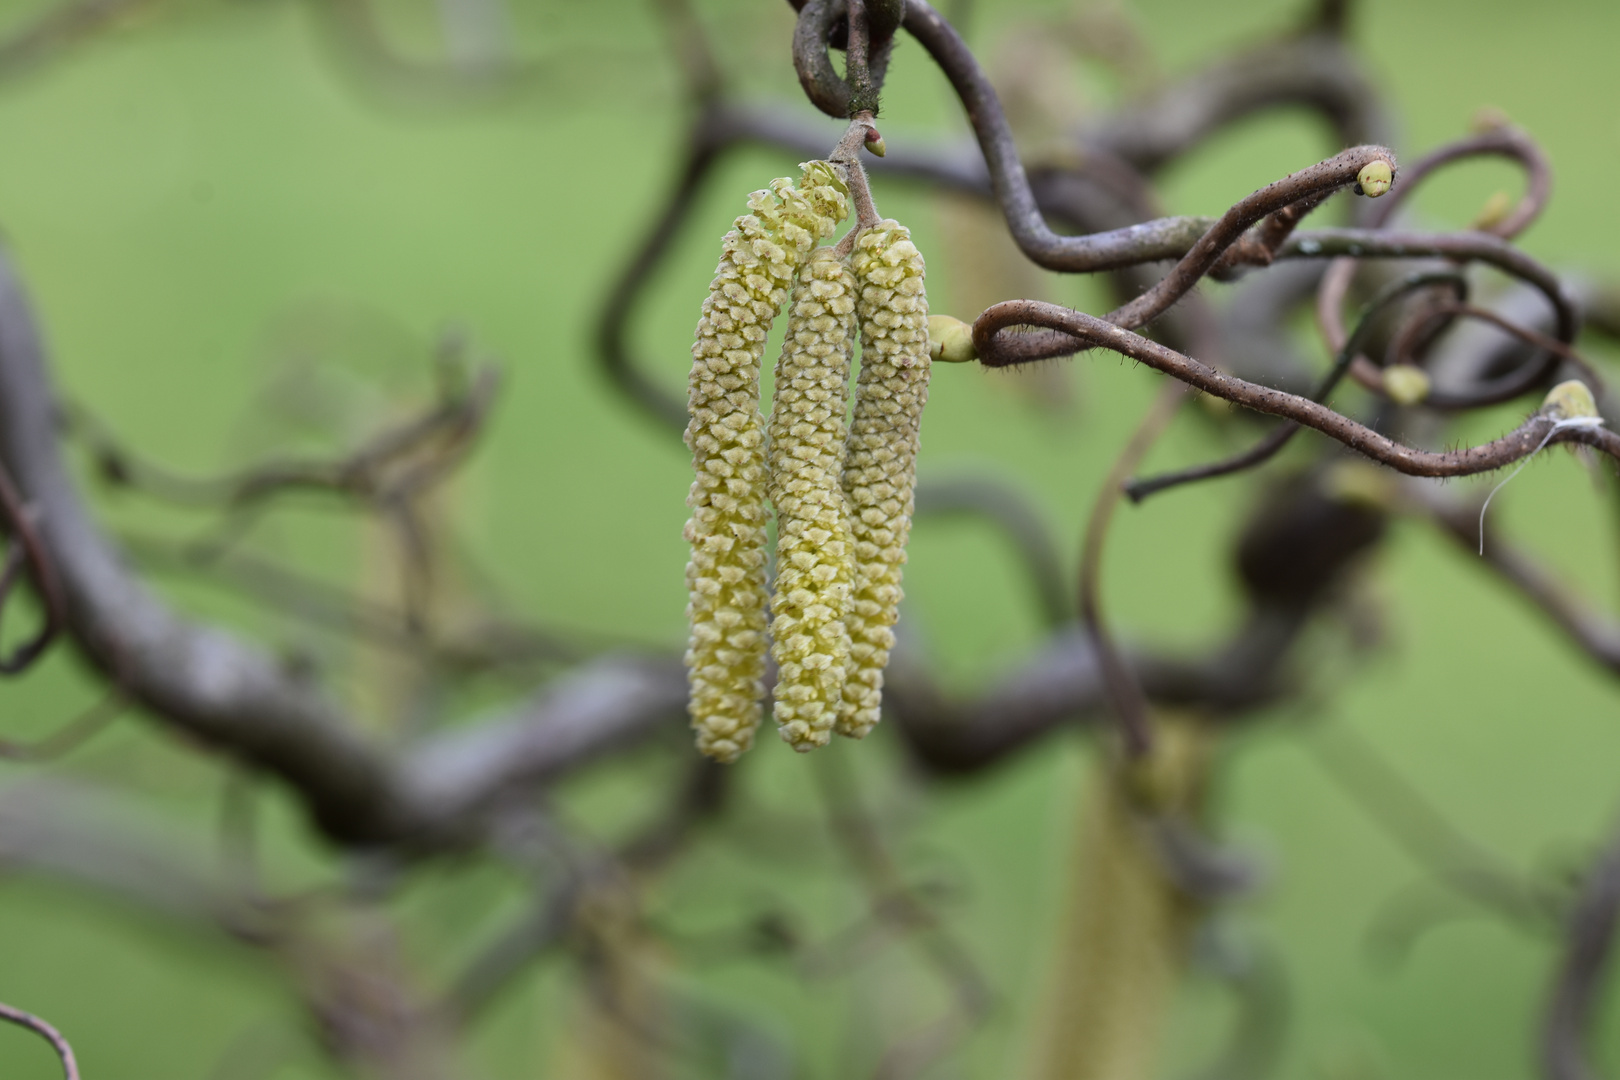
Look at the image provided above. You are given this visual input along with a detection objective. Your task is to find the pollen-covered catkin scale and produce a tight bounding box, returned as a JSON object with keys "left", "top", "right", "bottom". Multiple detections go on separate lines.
{"left": 839, "top": 220, "right": 931, "bottom": 739}
{"left": 768, "top": 249, "right": 858, "bottom": 751}
{"left": 685, "top": 162, "right": 849, "bottom": 763}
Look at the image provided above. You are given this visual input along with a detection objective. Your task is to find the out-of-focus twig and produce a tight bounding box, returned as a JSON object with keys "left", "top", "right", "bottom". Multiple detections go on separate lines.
{"left": 912, "top": 475, "right": 1068, "bottom": 628}
{"left": 811, "top": 749, "right": 992, "bottom": 1080}
{"left": 1079, "top": 383, "right": 1186, "bottom": 757}
{"left": 0, "top": 688, "right": 125, "bottom": 762}
{"left": 0, "top": 999, "right": 80, "bottom": 1080}
{"left": 1542, "top": 815, "right": 1620, "bottom": 1080}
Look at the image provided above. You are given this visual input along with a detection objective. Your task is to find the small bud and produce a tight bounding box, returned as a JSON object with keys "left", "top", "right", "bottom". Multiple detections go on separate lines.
{"left": 1382, "top": 364, "right": 1431, "bottom": 405}
{"left": 1541, "top": 379, "right": 1599, "bottom": 421}
{"left": 864, "top": 128, "right": 887, "bottom": 158}
{"left": 926, "top": 314, "right": 977, "bottom": 363}
{"left": 1470, "top": 190, "right": 1513, "bottom": 231}
{"left": 1323, "top": 460, "right": 1398, "bottom": 511}
{"left": 1356, "top": 159, "right": 1393, "bottom": 198}
{"left": 1470, "top": 105, "right": 1511, "bottom": 133}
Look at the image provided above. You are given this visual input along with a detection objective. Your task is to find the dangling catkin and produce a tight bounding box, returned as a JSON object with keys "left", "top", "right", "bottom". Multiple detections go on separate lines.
{"left": 684, "top": 162, "right": 849, "bottom": 763}
{"left": 767, "top": 248, "right": 858, "bottom": 751}
{"left": 839, "top": 220, "right": 930, "bottom": 739}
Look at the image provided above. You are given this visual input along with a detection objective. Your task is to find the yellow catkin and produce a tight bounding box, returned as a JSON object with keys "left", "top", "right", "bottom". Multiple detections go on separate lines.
{"left": 684, "top": 162, "right": 849, "bottom": 763}
{"left": 838, "top": 220, "right": 930, "bottom": 739}
{"left": 767, "top": 248, "right": 858, "bottom": 751}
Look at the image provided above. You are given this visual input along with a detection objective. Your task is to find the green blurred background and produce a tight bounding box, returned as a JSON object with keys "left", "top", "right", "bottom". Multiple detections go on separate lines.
{"left": 1, "top": 0, "right": 1620, "bottom": 1076}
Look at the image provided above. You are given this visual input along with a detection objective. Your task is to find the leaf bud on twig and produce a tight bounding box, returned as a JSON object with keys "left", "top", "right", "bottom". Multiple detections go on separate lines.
{"left": 1541, "top": 379, "right": 1599, "bottom": 422}
{"left": 1354, "top": 159, "right": 1393, "bottom": 198}
{"left": 926, "top": 314, "right": 977, "bottom": 364}
{"left": 1382, "top": 364, "right": 1431, "bottom": 405}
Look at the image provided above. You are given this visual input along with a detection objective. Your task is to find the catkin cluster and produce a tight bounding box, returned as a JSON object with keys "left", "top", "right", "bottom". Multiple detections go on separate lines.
{"left": 684, "top": 162, "right": 849, "bottom": 764}
{"left": 685, "top": 175, "right": 931, "bottom": 760}
{"left": 839, "top": 221, "right": 931, "bottom": 739}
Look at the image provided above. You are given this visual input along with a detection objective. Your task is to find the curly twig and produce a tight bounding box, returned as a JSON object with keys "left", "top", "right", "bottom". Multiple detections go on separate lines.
{"left": 0, "top": 1000, "right": 80, "bottom": 1080}
{"left": 1127, "top": 270, "right": 1468, "bottom": 502}
{"left": 974, "top": 300, "right": 1617, "bottom": 478}
{"left": 1316, "top": 125, "right": 1558, "bottom": 399}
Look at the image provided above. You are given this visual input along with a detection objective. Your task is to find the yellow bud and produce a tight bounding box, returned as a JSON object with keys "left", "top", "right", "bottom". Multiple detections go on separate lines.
{"left": 1323, "top": 460, "right": 1398, "bottom": 511}
{"left": 927, "top": 314, "right": 977, "bottom": 364}
{"left": 1470, "top": 105, "right": 1511, "bottom": 133}
{"left": 1541, "top": 380, "right": 1599, "bottom": 421}
{"left": 1356, "top": 159, "right": 1393, "bottom": 198}
{"left": 1470, "top": 190, "right": 1513, "bottom": 231}
{"left": 1382, "top": 364, "right": 1431, "bottom": 405}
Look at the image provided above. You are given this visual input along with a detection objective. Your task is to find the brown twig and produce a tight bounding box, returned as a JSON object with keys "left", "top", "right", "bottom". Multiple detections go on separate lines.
{"left": 1079, "top": 384, "right": 1187, "bottom": 758}
{"left": 1126, "top": 270, "right": 1468, "bottom": 503}
{"left": 0, "top": 1000, "right": 80, "bottom": 1079}
{"left": 1104, "top": 145, "right": 1395, "bottom": 331}
{"left": 1418, "top": 484, "right": 1620, "bottom": 677}
{"left": 831, "top": 113, "right": 884, "bottom": 249}
{"left": 974, "top": 300, "right": 1619, "bottom": 478}
{"left": 0, "top": 455, "right": 63, "bottom": 674}
{"left": 0, "top": 688, "right": 125, "bottom": 762}
{"left": 1542, "top": 815, "right": 1620, "bottom": 1080}
{"left": 811, "top": 749, "right": 992, "bottom": 1079}
{"left": 1316, "top": 125, "right": 1557, "bottom": 397}
{"left": 68, "top": 368, "right": 499, "bottom": 514}
{"left": 1394, "top": 301, "right": 1605, "bottom": 400}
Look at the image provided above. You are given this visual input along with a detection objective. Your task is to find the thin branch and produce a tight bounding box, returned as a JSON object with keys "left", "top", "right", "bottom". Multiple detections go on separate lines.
{"left": 911, "top": 475, "right": 1068, "bottom": 629}
{"left": 1418, "top": 484, "right": 1620, "bottom": 677}
{"left": 1316, "top": 125, "right": 1557, "bottom": 397}
{"left": 648, "top": 0, "right": 723, "bottom": 104}
{"left": 67, "top": 368, "right": 499, "bottom": 513}
{"left": 1127, "top": 270, "right": 1468, "bottom": 502}
{"left": 0, "top": 688, "right": 125, "bottom": 762}
{"left": 900, "top": 0, "right": 1393, "bottom": 280}
{"left": 0, "top": 0, "right": 153, "bottom": 85}
{"left": 973, "top": 300, "right": 1618, "bottom": 479}
{"left": 1084, "top": 17, "right": 1390, "bottom": 170}
{"left": 1397, "top": 301, "right": 1605, "bottom": 399}
{"left": 1079, "top": 383, "right": 1186, "bottom": 757}
{"left": 811, "top": 749, "right": 992, "bottom": 1079}
{"left": 0, "top": 454, "right": 64, "bottom": 674}
{"left": 0, "top": 1000, "right": 80, "bottom": 1080}
{"left": 1543, "top": 814, "right": 1620, "bottom": 1080}
{"left": 1103, "top": 145, "right": 1395, "bottom": 331}
{"left": 1304, "top": 717, "right": 1554, "bottom": 925}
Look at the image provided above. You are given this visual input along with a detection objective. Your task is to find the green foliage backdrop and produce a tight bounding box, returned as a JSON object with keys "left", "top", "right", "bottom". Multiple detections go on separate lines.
{"left": 1, "top": 0, "right": 1619, "bottom": 1076}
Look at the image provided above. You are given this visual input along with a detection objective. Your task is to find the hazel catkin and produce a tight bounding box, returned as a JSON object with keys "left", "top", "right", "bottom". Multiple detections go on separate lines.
{"left": 684, "top": 162, "right": 849, "bottom": 763}
{"left": 767, "top": 248, "right": 859, "bottom": 751}
{"left": 838, "top": 219, "right": 931, "bottom": 740}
